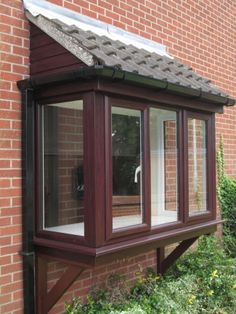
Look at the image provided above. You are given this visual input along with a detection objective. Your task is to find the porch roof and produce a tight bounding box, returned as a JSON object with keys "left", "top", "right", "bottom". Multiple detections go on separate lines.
{"left": 23, "top": 0, "right": 235, "bottom": 106}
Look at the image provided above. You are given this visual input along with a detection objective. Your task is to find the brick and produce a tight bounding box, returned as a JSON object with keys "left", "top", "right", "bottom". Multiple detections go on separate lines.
{"left": 0, "top": 237, "right": 21, "bottom": 250}
{"left": 98, "top": 0, "right": 112, "bottom": 10}
{"left": 0, "top": 23, "right": 11, "bottom": 34}
{"left": 0, "top": 294, "right": 12, "bottom": 306}
{"left": 81, "top": 8, "right": 97, "bottom": 18}
{"left": 0, "top": 1, "right": 235, "bottom": 313}
{"left": 13, "top": 289, "right": 23, "bottom": 301}
{"left": 63, "top": 2, "right": 80, "bottom": 13}
{"left": 12, "top": 234, "right": 22, "bottom": 245}
{"left": 1, "top": 34, "right": 23, "bottom": 46}
{"left": 1, "top": 72, "right": 23, "bottom": 82}
{"left": 0, "top": 119, "right": 10, "bottom": 127}
{"left": 89, "top": 4, "right": 105, "bottom": 15}
{"left": 0, "top": 4, "right": 12, "bottom": 15}
{"left": 0, "top": 255, "right": 12, "bottom": 266}
{"left": 0, "top": 0, "right": 22, "bottom": 9}
{"left": 1, "top": 262, "right": 22, "bottom": 275}
{"left": 13, "top": 270, "right": 23, "bottom": 281}
{"left": 0, "top": 300, "right": 23, "bottom": 313}
{"left": 0, "top": 53, "right": 23, "bottom": 64}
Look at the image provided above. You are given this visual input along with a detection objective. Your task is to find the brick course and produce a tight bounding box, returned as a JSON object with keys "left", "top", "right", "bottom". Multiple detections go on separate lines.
{"left": 0, "top": 0, "right": 235, "bottom": 313}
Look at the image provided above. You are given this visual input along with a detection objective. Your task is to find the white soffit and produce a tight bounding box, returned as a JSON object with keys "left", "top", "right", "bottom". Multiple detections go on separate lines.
{"left": 22, "top": 0, "right": 171, "bottom": 57}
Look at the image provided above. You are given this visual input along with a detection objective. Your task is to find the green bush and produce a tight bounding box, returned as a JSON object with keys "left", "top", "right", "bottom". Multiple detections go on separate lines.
{"left": 65, "top": 237, "right": 236, "bottom": 314}
{"left": 217, "top": 138, "right": 236, "bottom": 257}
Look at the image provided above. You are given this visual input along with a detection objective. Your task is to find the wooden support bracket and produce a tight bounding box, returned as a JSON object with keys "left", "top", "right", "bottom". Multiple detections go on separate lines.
{"left": 36, "top": 254, "right": 84, "bottom": 314}
{"left": 157, "top": 237, "right": 199, "bottom": 275}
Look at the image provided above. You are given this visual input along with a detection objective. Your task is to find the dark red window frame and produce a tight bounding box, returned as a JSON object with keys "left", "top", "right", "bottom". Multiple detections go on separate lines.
{"left": 34, "top": 92, "right": 216, "bottom": 248}
{"left": 183, "top": 110, "right": 216, "bottom": 223}
{"left": 105, "top": 98, "right": 151, "bottom": 240}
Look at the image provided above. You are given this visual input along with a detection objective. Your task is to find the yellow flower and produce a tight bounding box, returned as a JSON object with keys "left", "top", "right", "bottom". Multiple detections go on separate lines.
{"left": 207, "top": 290, "right": 214, "bottom": 296}
{"left": 137, "top": 277, "right": 145, "bottom": 284}
{"left": 232, "top": 284, "right": 236, "bottom": 289}
{"left": 211, "top": 270, "right": 219, "bottom": 278}
{"left": 188, "top": 295, "right": 196, "bottom": 304}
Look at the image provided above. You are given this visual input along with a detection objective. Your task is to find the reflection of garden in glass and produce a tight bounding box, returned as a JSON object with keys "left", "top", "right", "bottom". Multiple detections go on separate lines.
{"left": 112, "top": 107, "right": 143, "bottom": 230}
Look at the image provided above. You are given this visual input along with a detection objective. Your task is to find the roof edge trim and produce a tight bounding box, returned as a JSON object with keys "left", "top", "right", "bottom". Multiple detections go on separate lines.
{"left": 17, "top": 66, "right": 235, "bottom": 106}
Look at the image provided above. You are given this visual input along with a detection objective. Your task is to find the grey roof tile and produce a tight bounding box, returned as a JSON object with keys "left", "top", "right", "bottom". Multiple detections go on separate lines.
{"left": 33, "top": 16, "right": 230, "bottom": 98}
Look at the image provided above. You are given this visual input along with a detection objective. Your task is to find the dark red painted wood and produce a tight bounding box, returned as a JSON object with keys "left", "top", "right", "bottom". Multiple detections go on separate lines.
{"left": 33, "top": 76, "right": 223, "bottom": 113}
{"left": 36, "top": 253, "right": 84, "bottom": 314}
{"left": 210, "top": 114, "right": 216, "bottom": 219}
{"left": 34, "top": 219, "right": 220, "bottom": 266}
{"left": 31, "top": 42, "right": 70, "bottom": 62}
{"left": 30, "top": 24, "right": 86, "bottom": 76}
{"left": 157, "top": 237, "right": 198, "bottom": 274}
{"left": 182, "top": 110, "right": 189, "bottom": 224}
{"left": 177, "top": 110, "right": 185, "bottom": 223}
{"left": 83, "top": 92, "right": 106, "bottom": 247}
{"left": 105, "top": 97, "right": 151, "bottom": 240}
{"left": 185, "top": 111, "right": 215, "bottom": 223}
{"left": 35, "top": 100, "right": 87, "bottom": 247}
{"left": 34, "top": 84, "right": 218, "bottom": 248}
{"left": 96, "top": 80, "right": 224, "bottom": 113}
{"left": 156, "top": 247, "right": 165, "bottom": 274}
{"left": 36, "top": 255, "right": 47, "bottom": 314}
{"left": 46, "top": 265, "right": 84, "bottom": 312}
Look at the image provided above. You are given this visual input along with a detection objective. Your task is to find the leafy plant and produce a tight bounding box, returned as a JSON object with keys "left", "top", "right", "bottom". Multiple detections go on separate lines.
{"left": 217, "top": 137, "right": 236, "bottom": 257}
{"left": 65, "top": 237, "right": 236, "bottom": 314}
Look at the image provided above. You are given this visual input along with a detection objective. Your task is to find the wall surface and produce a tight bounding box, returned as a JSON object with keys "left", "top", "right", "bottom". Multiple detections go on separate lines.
{"left": 0, "top": 0, "right": 235, "bottom": 313}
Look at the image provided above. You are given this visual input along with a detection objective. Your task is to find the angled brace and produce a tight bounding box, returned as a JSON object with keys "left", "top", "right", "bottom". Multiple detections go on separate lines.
{"left": 36, "top": 254, "right": 84, "bottom": 314}
{"left": 157, "top": 237, "right": 199, "bottom": 275}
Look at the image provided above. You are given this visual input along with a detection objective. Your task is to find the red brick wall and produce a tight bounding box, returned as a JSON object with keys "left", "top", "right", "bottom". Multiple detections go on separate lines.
{"left": 0, "top": 1, "right": 29, "bottom": 313}
{"left": 0, "top": 0, "right": 235, "bottom": 313}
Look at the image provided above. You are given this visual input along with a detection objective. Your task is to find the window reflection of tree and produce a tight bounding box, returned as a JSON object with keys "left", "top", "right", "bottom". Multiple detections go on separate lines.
{"left": 112, "top": 113, "right": 141, "bottom": 196}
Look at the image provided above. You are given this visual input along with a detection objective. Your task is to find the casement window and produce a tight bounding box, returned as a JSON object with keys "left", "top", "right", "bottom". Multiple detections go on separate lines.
{"left": 41, "top": 100, "right": 85, "bottom": 236}
{"left": 37, "top": 96, "right": 215, "bottom": 243}
{"left": 185, "top": 111, "right": 215, "bottom": 222}
{"left": 20, "top": 76, "right": 223, "bottom": 313}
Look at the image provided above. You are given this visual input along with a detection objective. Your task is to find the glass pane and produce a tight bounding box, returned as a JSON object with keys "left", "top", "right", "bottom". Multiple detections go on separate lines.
{"left": 112, "top": 107, "right": 143, "bottom": 230}
{"left": 150, "top": 108, "right": 178, "bottom": 226}
{"left": 43, "top": 100, "right": 84, "bottom": 236}
{"left": 188, "top": 118, "right": 207, "bottom": 215}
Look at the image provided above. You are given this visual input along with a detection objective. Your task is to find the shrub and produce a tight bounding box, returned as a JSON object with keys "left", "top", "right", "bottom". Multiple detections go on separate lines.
{"left": 65, "top": 237, "right": 236, "bottom": 314}
{"left": 217, "top": 137, "right": 236, "bottom": 257}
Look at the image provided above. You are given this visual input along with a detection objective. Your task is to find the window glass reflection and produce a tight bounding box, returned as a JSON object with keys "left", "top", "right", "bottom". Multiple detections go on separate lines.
{"left": 188, "top": 118, "right": 207, "bottom": 215}
{"left": 150, "top": 108, "right": 178, "bottom": 226}
{"left": 112, "top": 107, "right": 143, "bottom": 230}
{"left": 43, "top": 100, "right": 84, "bottom": 236}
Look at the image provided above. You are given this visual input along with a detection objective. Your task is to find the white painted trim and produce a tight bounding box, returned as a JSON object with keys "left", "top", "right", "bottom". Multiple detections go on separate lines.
{"left": 23, "top": 0, "right": 170, "bottom": 57}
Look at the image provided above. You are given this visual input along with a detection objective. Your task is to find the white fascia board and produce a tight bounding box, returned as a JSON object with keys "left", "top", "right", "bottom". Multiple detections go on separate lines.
{"left": 23, "top": 0, "right": 171, "bottom": 57}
